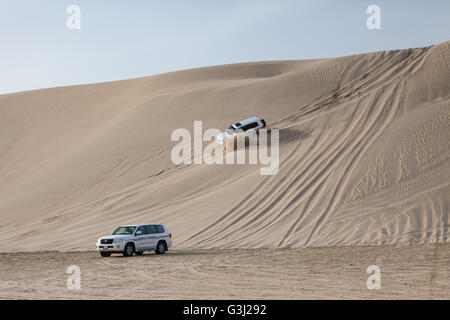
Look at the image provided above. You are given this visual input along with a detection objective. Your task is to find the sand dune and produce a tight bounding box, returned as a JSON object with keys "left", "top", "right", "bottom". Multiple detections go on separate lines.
{"left": 0, "top": 42, "right": 448, "bottom": 251}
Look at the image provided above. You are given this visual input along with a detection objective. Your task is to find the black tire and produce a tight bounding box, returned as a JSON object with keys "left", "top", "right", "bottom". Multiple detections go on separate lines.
{"left": 155, "top": 241, "right": 166, "bottom": 254}
{"left": 123, "top": 243, "right": 135, "bottom": 257}
{"left": 135, "top": 251, "right": 144, "bottom": 256}
{"left": 100, "top": 252, "right": 111, "bottom": 257}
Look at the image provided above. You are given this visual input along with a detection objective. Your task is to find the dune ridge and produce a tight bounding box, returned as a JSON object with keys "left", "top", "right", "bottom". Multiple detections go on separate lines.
{"left": 0, "top": 42, "right": 448, "bottom": 251}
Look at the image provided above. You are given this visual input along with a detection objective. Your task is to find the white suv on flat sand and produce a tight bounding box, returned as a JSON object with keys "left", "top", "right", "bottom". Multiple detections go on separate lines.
{"left": 96, "top": 224, "right": 172, "bottom": 257}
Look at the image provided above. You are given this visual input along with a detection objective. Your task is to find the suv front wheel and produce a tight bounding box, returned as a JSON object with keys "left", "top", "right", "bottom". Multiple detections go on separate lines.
{"left": 123, "top": 243, "right": 135, "bottom": 257}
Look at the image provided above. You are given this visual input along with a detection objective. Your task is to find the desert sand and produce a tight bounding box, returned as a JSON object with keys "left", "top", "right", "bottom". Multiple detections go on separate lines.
{"left": 0, "top": 41, "right": 448, "bottom": 252}
{"left": 1, "top": 41, "right": 450, "bottom": 299}
{"left": 1, "top": 244, "right": 449, "bottom": 299}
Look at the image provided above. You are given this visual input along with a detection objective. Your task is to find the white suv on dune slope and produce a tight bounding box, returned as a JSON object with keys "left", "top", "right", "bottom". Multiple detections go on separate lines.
{"left": 96, "top": 224, "right": 172, "bottom": 257}
{"left": 216, "top": 116, "right": 266, "bottom": 145}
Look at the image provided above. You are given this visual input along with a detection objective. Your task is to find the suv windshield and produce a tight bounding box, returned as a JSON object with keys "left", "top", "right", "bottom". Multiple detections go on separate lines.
{"left": 112, "top": 226, "right": 136, "bottom": 235}
{"left": 226, "top": 125, "right": 235, "bottom": 134}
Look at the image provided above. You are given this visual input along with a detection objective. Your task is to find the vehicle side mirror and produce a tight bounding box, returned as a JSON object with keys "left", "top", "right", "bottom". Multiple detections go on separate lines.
{"left": 135, "top": 231, "right": 142, "bottom": 235}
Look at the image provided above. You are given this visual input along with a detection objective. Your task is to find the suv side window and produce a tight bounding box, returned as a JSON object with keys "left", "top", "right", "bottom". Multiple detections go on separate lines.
{"left": 145, "top": 225, "right": 157, "bottom": 234}
{"left": 135, "top": 226, "right": 146, "bottom": 235}
{"left": 241, "top": 122, "right": 258, "bottom": 132}
{"left": 155, "top": 225, "right": 164, "bottom": 233}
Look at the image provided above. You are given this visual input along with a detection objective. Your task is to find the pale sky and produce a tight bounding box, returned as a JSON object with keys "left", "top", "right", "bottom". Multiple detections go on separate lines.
{"left": 1, "top": 0, "right": 449, "bottom": 94}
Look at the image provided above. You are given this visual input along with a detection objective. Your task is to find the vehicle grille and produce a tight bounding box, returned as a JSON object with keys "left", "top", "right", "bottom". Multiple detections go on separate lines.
{"left": 101, "top": 239, "right": 113, "bottom": 244}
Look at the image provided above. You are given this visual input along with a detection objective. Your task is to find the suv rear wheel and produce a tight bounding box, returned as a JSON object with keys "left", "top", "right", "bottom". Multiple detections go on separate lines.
{"left": 155, "top": 241, "right": 166, "bottom": 254}
{"left": 123, "top": 243, "right": 135, "bottom": 257}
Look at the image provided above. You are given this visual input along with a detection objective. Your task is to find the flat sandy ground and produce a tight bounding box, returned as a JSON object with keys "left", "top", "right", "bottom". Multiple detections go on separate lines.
{"left": 1, "top": 243, "right": 448, "bottom": 299}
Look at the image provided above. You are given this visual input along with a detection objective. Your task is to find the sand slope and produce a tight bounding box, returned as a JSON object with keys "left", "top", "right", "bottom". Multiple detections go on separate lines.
{"left": 0, "top": 42, "right": 448, "bottom": 251}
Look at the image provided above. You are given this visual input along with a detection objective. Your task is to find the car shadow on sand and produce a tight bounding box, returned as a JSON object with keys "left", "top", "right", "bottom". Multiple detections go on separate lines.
{"left": 278, "top": 127, "right": 311, "bottom": 145}
{"left": 229, "top": 127, "right": 311, "bottom": 151}
{"left": 108, "top": 250, "right": 223, "bottom": 259}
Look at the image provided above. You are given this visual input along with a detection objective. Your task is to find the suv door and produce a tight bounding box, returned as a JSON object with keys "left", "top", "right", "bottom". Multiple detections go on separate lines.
{"left": 154, "top": 224, "right": 166, "bottom": 243}
{"left": 145, "top": 225, "right": 158, "bottom": 249}
{"left": 134, "top": 226, "right": 148, "bottom": 250}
